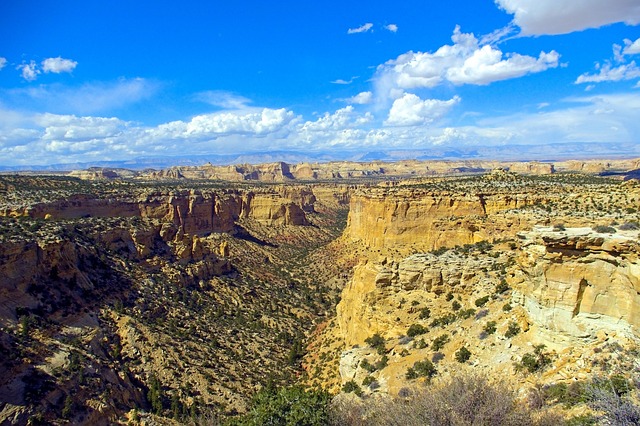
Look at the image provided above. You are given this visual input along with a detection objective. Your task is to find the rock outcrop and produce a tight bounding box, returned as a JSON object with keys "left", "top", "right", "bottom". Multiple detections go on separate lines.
{"left": 510, "top": 227, "right": 640, "bottom": 348}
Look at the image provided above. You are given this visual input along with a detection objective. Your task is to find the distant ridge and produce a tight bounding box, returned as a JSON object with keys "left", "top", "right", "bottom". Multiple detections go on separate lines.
{"left": 1, "top": 141, "right": 639, "bottom": 171}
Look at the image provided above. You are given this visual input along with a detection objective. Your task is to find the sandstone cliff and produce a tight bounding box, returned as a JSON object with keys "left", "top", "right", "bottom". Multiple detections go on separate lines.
{"left": 510, "top": 227, "right": 640, "bottom": 348}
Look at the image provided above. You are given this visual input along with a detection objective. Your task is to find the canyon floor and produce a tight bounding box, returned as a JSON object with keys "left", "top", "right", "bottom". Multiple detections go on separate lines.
{"left": 1, "top": 159, "right": 640, "bottom": 425}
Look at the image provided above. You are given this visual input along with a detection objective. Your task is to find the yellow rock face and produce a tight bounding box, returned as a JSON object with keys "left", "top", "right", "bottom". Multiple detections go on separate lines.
{"left": 510, "top": 227, "right": 640, "bottom": 348}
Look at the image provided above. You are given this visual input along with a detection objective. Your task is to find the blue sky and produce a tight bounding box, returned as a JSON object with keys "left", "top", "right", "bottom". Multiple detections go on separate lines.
{"left": 1, "top": 0, "right": 639, "bottom": 166}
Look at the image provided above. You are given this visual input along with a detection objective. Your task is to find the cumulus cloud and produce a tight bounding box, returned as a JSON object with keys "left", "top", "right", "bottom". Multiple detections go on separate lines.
{"left": 42, "top": 57, "right": 77, "bottom": 74}
{"left": 385, "top": 24, "right": 398, "bottom": 33}
{"left": 495, "top": 0, "right": 640, "bottom": 35}
{"left": 347, "top": 91, "right": 373, "bottom": 105}
{"left": 194, "top": 91, "right": 251, "bottom": 109}
{"left": 385, "top": 93, "right": 460, "bottom": 126}
{"left": 576, "top": 37, "right": 640, "bottom": 85}
{"left": 375, "top": 26, "right": 558, "bottom": 100}
{"left": 576, "top": 61, "right": 640, "bottom": 84}
{"left": 300, "top": 106, "right": 372, "bottom": 132}
{"left": 0, "top": 57, "right": 6, "bottom": 70}
{"left": 18, "top": 61, "right": 40, "bottom": 81}
{"left": 348, "top": 23, "right": 373, "bottom": 34}
{"left": 153, "top": 108, "right": 298, "bottom": 140}
{"left": 623, "top": 38, "right": 640, "bottom": 55}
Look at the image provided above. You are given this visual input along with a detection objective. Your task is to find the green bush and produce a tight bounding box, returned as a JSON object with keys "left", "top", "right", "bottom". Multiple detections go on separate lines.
{"left": 227, "top": 385, "right": 330, "bottom": 425}
{"left": 505, "top": 321, "right": 520, "bottom": 338}
{"left": 406, "top": 359, "right": 437, "bottom": 381}
{"left": 342, "top": 380, "right": 363, "bottom": 397}
{"left": 419, "top": 307, "right": 431, "bottom": 319}
{"left": 592, "top": 225, "right": 616, "bottom": 234}
{"left": 475, "top": 295, "right": 490, "bottom": 307}
{"left": 432, "top": 334, "right": 450, "bottom": 351}
{"left": 407, "top": 324, "right": 428, "bottom": 337}
{"left": 455, "top": 346, "right": 472, "bottom": 363}
{"left": 515, "top": 345, "right": 553, "bottom": 374}
{"left": 483, "top": 321, "right": 497, "bottom": 335}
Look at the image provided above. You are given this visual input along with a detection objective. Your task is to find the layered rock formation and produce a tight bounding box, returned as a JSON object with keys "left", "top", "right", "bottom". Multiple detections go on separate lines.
{"left": 2, "top": 188, "right": 312, "bottom": 231}
{"left": 345, "top": 187, "right": 541, "bottom": 253}
{"left": 510, "top": 227, "right": 640, "bottom": 348}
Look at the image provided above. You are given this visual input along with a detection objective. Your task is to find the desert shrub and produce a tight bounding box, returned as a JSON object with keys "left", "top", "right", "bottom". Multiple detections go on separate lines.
{"left": 455, "top": 346, "right": 472, "bottom": 363}
{"left": 495, "top": 279, "right": 509, "bottom": 294}
{"left": 458, "top": 308, "right": 476, "bottom": 319}
{"left": 515, "top": 345, "right": 553, "bottom": 374}
{"left": 483, "top": 321, "right": 497, "bottom": 335}
{"left": 619, "top": 221, "right": 639, "bottom": 230}
{"left": 430, "top": 313, "right": 457, "bottom": 327}
{"left": 505, "top": 321, "right": 520, "bottom": 338}
{"left": 228, "top": 385, "right": 330, "bottom": 426}
{"left": 452, "top": 300, "right": 461, "bottom": 311}
{"left": 446, "top": 292, "right": 454, "bottom": 301}
{"left": 413, "top": 338, "right": 427, "bottom": 349}
{"left": 432, "top": 334, "right": 449, "bottom": 351}
{"left": 334, "top": 374, "right": 547, "bottom": 426}
{"left": 362, "top": 376, "right": 376, "bottom": 387}
{"left": 593, "top": 225, "right": 616, "bottom": 234}
{"left": 360, "top": 358, "right": 376, "bottom": 373}
{"left": 407, "top": 324, "right": 428, "bottom": 337}
{"left": 406, "top": 359, "right": 437, "bottom": 381}
{"left": 503, "top": 303, "right": 513, "bottom": 312}
{"left": 418, "top": 307, "right": 431, "bottom": 319}
{"left": 365, "top": 333, "right": 387, "bottom": 355}
{"left": 553, "top": 223, "right": 566, "bottom": 231}
{"left": 475, "top": 295, "right": 490, "bottom": 307}
{"left": 587, "top": 376, "right": 640, "bottom": 425}
{"left": 342, "top": 380, "right": 363, "bottom": 397}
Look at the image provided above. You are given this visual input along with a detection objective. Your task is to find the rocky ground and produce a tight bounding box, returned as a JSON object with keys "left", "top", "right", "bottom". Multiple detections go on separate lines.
{"left": 1, "top": 165, "right": 640, "bottom": 424}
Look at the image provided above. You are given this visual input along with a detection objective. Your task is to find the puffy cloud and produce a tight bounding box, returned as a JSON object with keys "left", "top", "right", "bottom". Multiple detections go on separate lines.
{"left": 385, "top": 93, "right": 460, "bottom": 126}
{"left": 348, "top": 23, "right": 373, "bottom": 34}
{"left": 375, "top": 26, "right": 558, "bottom": 99}
{"left": 385, "top": 24, "right": 398, "bottom": 33}
{"left": 42, "top": 57, "right": 77, "bottom": 74}
{"left": 153, "top": 108, "right": 298, "bottom": 140}
{"left": 0, "top": 57, "right": 6, "bottom": 70}
{"left": 495, "top": 0, "right": 640, "bottom": 35}
{"left": 18, "top": 61, "right": 40, "bottom": 81}
{"left": 36, "top": 113, "right": 127, "bottom": 141}
{"left": 623, "top": 38, "right": 640, "bottom": 55}
{"left": 347, "top": 91, "right": 373, "bottom": 105}
{"left": 300, "top": 106, "right": 372, "bottom": 132}
{"left": 194, "top": 90, "right": 251, "bottom": 109}
{"left": 576, "top": 61, "right": 640, "bottom": 84}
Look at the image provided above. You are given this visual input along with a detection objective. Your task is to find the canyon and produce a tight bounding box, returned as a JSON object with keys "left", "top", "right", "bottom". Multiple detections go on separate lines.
{"left": 1, "top": 159, "right": 640, "bottom": 424}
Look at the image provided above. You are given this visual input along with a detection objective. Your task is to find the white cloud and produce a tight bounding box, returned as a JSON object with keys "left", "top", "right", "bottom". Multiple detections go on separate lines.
{"left": 375, "top": 26, "right": 558, "bottom": 100}
{"left": 194, "top": 91, "right": 251, "bottom": 109}
{"left": 3, "top": 78, "right": 159, "bottom": 114}
{"left": 385, "top": 24, "right": 398, "bottom": 33}
{"left": 576, "top": 61, "right": 640, "bottom": 84}
{"left": 495, "top": 0, "right": 640, "bottom": 35}
{"left": 300, "top": 106, "right": 372, "bottom": 133}
{"left": 385, "top": 93, "right": 460, "bottom": 126}
{"left": 623, "top": 38, "right": 640, "bottom": 55}
{"left": 153, "top": 108, "right": 298, "bottom": 140}
{"left": 18, "top": 61, "right": 40, "bottom": 81}
{"left": 348, "top": 23, "right": 373, "bottom": 34}
{"left": 36, "top": 113, "right": 127, "bottom": 141}
{"left": 42, "top": 57, "right": 77, "bottom": 74}
{"left": 0, "top": 57, "right": 6, "bottom": 70}
{"left": 347, "top": 91, "right": 373, "bottom": 105}
{"left": 331, "top": 77, "right": 357, "bottom": 85}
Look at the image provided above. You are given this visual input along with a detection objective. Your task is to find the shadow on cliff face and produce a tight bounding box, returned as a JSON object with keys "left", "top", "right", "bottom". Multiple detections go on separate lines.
{"left": 233, "top": 224, "right": 278, "bottom": 248}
